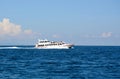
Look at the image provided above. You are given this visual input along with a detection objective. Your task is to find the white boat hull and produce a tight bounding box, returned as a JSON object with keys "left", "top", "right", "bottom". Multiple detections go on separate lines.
{"left": 35, "top": 44, "right": 73, "bottom": 49}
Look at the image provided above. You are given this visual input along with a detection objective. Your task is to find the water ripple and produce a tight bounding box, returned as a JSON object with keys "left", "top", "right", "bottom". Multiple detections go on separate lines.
{"left": 0, "top": 46, "right": 120, "bottom": 79}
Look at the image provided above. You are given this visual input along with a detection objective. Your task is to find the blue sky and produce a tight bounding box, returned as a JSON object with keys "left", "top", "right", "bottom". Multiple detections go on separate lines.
{"left": 0, "top": 0, "right": 120, "bottom": 45}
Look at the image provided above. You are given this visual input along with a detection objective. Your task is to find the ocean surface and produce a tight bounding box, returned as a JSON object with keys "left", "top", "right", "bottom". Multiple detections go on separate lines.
{"left": 0, "top": 46, "right": 120, "bottom": 79}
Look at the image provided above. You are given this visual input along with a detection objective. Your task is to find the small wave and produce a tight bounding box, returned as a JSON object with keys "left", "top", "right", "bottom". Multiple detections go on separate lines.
{"left": 7, "top": 46, "right": 18, "bottom": 48}
{"left": 0, "top": 46, "right": 36, "bottom": 49}
{"left": 0, "top": 46, "right": 19, "bottom": 49}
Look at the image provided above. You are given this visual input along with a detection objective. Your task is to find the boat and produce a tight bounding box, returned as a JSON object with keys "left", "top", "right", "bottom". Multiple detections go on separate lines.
{"left": 35, "top": 39, "right": 73, "bottom": 49}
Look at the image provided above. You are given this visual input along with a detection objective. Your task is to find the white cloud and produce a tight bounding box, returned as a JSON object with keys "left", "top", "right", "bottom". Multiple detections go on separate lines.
{"left": 24, "top": 29, "right": 33, "bottom": 35}
{"left": 80, "top": 32, "right": 113, "bottom": 39}
{"left": 0, "top": 18, "right": 34, "bottom": 36}
{"left": 101, "top": 32, "right": 112, "bottom": 38}
{"left": 52, "top": 34, "right": 60, "bottom": 38}
{"left": 79, "top": 34, "right": 99, "bottom": 39}
{"left": 0, "top": 18, "right": 41, "bottom": 44}
{"left": 0, "top": 18, "right": 21, "bottom": 36}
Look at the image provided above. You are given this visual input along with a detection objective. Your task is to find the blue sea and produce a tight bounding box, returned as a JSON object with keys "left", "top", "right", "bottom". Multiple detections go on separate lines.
{"left": 0, "top": 46, "right": 120, "bottom": 79}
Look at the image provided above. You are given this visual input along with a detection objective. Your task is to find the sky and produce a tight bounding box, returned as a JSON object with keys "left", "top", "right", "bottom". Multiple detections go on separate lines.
{"left": 0, "top": 0, "right": 120, "bottom": 45}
